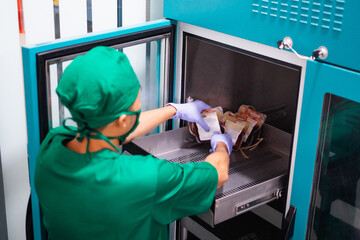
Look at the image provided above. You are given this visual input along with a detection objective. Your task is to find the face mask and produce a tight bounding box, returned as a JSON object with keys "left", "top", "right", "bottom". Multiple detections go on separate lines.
{"left": 62, "top": 109, "right": 141, "bottom": 155}
{"left": 108, "top": 109, "right": 141, "bottom": 146}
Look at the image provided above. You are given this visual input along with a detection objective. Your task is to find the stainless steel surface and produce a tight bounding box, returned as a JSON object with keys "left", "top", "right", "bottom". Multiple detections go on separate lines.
{"left": 181, "top": 217, "right": 221, "bottom": 240}
{"left": 132, "top": 124, "right": 291, "bottom": 226}
{"left": 235, "top": 191, "right": 281, "bottom": 215}
{"left": 251, "top": 204, "right": 283, "bottom": 229}
{"left": 169, "top": 222, "right": 176, "bottom": 240}
{"left": 176, "top": 22, "right": 307, "bottom": 215}
{"left": 159, "top": 37, "right": 171, "bottom": 132}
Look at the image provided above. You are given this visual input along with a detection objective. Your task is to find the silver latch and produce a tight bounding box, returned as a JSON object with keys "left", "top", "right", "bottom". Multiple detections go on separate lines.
{"left": 275, "top": 189, "right": 283, "bottom": 199}
{"left": 311, "top": 46, "right": 328, "bottom": 60}
{"left": 277, "top": 36, "right": 293, "bottom": 50}
{"left": 277, "top": 37, "right": 328, "bottom": 61}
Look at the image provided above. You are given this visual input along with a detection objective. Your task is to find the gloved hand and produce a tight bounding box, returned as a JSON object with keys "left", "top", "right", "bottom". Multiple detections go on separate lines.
{"left": 167, "top": 100, "right": 212, "bottom": 131}
{"left": 210, "top": 132, "right": 233, "bottom": 155}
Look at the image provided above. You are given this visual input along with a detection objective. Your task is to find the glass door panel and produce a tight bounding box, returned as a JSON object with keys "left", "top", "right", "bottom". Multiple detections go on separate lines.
{"left": 290, "top": 60, "right": 360, "bottom": 240}
{"left": 36, "top": 26, "right": 174, "bottom": 143}
{"left": 308, "top": 94, "right": 360, "bottom": 239}
{"left": 46, "top": 38, "right": 168, "bottom": 135}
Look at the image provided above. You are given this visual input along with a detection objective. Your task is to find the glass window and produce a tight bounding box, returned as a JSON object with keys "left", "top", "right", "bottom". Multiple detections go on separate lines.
{"left": 45, "top": 38, "right": 169, "bottom": 135}
{"left": 307, "top": 94, "right": 360, "bottom": 239}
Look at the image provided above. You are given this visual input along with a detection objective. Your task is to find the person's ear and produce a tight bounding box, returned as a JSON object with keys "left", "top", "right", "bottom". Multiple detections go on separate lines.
{"left": 116, "top": 115, "right": 128, "bottom": 128}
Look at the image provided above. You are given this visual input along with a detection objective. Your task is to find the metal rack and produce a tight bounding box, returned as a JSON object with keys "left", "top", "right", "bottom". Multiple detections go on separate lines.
{"left": 127, "top": 123, "right": 292, "bottom": 227}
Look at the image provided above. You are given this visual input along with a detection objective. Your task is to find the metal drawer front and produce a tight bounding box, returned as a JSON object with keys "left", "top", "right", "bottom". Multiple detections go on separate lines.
{"left": 128, "top": 124, "right": 291, "bottom": 226}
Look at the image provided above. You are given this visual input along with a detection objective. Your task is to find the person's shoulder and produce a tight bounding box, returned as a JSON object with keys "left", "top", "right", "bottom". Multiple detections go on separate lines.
{"left": 43, "top": 126, "right": 75, "bottom": 142}
{"left": 48, "top": 125, "right": 77, "bottom": 137}
{"left": 38, "top": 126, "right": 75, "bottom": 152}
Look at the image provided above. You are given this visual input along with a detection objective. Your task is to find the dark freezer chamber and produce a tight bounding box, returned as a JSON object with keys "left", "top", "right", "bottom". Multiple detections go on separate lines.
{"left": 125, "top": 33, "right": 301, "bottom": 238}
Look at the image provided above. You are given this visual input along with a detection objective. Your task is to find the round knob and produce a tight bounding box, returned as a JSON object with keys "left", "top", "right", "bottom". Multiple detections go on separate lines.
{"left": 282, "top": 37, "right": 293, "bottom": 49}
{"left": 317, "top": 46, "right": 328, "bottom": 60}
{"left": 277, "top": 37, "right": 293, "bottom": 49}
{"left": 312, "top": 46, "right": 328, "bottom": 60}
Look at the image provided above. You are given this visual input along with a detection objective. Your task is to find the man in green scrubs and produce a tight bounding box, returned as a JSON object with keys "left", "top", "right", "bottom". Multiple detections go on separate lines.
{"left": 35, "top": 46, "right": 233, "bottom": 240}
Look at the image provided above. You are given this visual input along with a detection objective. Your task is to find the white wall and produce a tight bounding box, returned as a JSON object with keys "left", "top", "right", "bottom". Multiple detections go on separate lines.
{"left": 151, "top": 0, "right": 163, "bottom": 20}
{"left": 0, "top": 1, "right": 31, "bottom": 240}
{"left": 22, "top": 0, "right": 54, "bottom": 45}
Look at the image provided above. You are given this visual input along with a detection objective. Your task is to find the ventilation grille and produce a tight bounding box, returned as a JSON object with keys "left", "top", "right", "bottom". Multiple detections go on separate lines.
{"left": 215, "top": 151, "right": 285, "bottom": 199}
{"left": 215, "top": 170, "right": 287, "bottom": 199}
{"left": 251, "top": 0, "right": 345, "bottom": 32}
{"left": 228, "top": 151, "right": 280, "bottom": 175}
{"left": 238, "top": 233, "right": 261, "bottom": 240}
{"left": 167, "top": 151, "right": 208, "bottom": 164}
{"left": 166, "top": 150, "right": 288, "bottom": 200}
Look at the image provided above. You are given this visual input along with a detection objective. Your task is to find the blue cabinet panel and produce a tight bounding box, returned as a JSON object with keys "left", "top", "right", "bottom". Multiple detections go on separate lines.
{"left": 291, "top": 60, "right": 360, "bottom": 239}
{"left": 164, "top": 0, "right": 360, "bottom": 71}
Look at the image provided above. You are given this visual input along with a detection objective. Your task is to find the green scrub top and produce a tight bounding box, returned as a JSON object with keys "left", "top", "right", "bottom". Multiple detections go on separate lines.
{"left": 34, "top": 127, "right": 218, "bottom": 240}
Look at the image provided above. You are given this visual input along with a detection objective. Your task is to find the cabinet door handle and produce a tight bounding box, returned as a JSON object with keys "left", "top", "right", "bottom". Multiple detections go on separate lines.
{"left": 277, "top": 37, "right": 329, "bottom": 60}
{"left": 281, "top": 205, "right": 297, "bottom": 240}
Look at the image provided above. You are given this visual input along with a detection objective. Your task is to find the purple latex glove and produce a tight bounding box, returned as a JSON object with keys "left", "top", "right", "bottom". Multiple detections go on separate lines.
{"left": 167, "top": 100, "right": 212, "bottom": 131}
{"left": 210, "top": 132, "right": 233, "bottom": 155}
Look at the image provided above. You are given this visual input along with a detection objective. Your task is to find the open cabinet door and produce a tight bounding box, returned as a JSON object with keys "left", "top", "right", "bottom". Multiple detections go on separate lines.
{"left": 290, "top": 60, "right": 360, "bottom": 239}
{"left": 22, "top": 19, "right": 175, "bottom": 240}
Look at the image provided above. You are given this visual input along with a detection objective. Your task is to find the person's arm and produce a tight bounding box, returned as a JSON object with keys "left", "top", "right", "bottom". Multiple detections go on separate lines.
{"left": 205, "top": 132, "right": 233, "bottom": 188}
{"left": 204, "top": 142, "right": 230, "bottom": 188}
{"left": 123, "top": 100, "right": 212, "bottom": 144}
{"left": 123, "top": 105, "right": 176, "bottom": 144}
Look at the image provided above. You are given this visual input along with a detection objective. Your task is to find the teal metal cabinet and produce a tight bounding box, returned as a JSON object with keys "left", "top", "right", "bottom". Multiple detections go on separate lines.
{"left": 22, "top": 19, "right": 175, "bottom": 240}
{"left": 164, "top": 1, "right": 360, "bottom": 238}
{"left": 291, "top": 61, "right": 360, "bottom": 239}
{"left": 23, "top": 2, "right": 360, "bottom": 239}
{"left": 164, "top": 0, "right": 360, "bottom": 71}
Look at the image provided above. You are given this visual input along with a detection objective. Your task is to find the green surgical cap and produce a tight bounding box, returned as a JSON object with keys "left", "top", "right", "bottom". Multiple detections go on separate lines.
{"left": 56, "top": 46, "right": 140, "bottom": 129}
